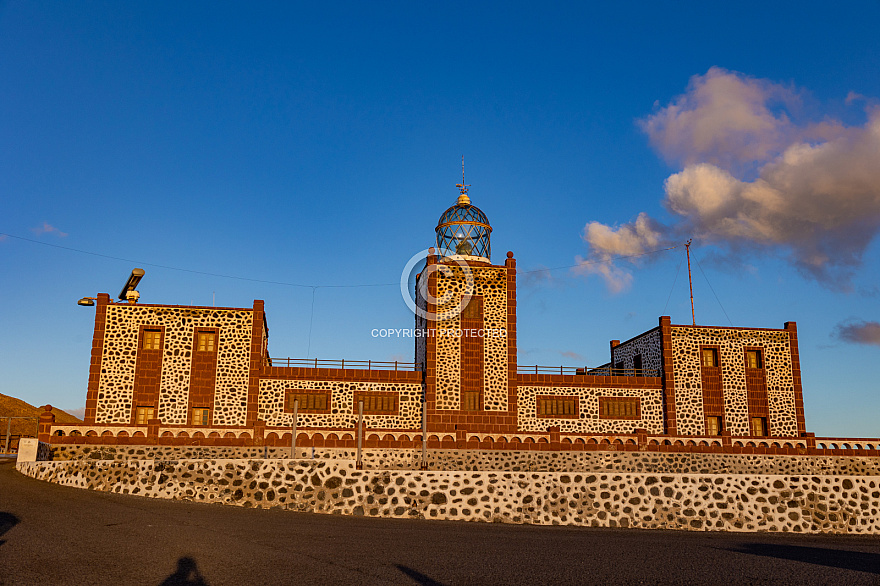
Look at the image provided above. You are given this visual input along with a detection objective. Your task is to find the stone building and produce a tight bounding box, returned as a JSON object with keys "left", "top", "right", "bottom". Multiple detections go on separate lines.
{"left": 51, "top": 186, "right": 855, "bottom": 454}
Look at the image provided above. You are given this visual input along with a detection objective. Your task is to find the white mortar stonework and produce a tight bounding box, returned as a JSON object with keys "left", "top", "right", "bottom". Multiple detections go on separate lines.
{"left": 257, "top": 379, "right": 423, "bottom": 428}
{"left": 17, "top": 459, "right": 880, "bottom": 534}
{"left": 434, "top": 265, "right": 509, "bottom": 411}
{"left": 671, "top": 327, "right": 796, "bottom": 437}
{"left": 517, "top": 386, "right": 665, "bottom": 434}
{"left": 96, "top": 305, "right": 253, "bottom": 426}
{"left": 45, "top": 446, "right": 880, "bottom": 476}
{"left": 612, "top": 328, "right": 662, "bottom": 374}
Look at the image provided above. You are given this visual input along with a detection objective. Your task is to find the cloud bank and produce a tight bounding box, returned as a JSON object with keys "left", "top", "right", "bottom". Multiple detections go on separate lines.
{"left": 579, "top": 67, "right": 880, "bottom": 292}
{"left": 832, "top": 320, "right": 880, "bottom": 346}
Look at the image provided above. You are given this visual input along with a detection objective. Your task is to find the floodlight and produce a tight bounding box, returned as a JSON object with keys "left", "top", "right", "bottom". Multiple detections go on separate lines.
{"left": 119, "top": 268, "right": 145, "bottom": 302}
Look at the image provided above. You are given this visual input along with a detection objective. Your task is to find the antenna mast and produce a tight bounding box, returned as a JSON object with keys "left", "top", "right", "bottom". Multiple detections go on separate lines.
{"left": 685, "top": 239, "right": 695, "bottom": 325}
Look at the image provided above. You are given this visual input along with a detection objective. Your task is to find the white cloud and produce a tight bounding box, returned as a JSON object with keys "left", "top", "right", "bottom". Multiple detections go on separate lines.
{"left": 31, "top": 222, "right": 68, "bottom": 237}
{"left": 575, "top": 212, "right": 667, "bottom": 292}
{"left": 581, "top": 68, "right": 880, "bottom": 291}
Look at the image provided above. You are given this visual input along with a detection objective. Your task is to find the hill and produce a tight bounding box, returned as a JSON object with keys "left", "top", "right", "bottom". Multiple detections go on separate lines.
{"left": 0, "top": 393, "right": 82, "bottom": 440}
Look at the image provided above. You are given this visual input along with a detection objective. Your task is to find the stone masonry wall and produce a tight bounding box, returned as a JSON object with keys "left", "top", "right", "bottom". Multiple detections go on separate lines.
{"left": 257, "top": 379, "right": 423, "bottom": 428}
{"left": 517, "top": 385, "right": 665, "bottom": 434}
{"left": 671, "top": 326, "right": 797, "bottom": 437}
{"left": 17, "top": 459, "right": 880, "bottom": 534}
{"left": 434, "top": 265, "right": 509, "bottom": 411}
{"left": 47, "top": 445, "right": 880, "bottom": 476}
{"left": 611, "top": 327, "right": 662, "bottom": 375}
{"left": 96, "top": 305, "right": 253, "bottom": 426}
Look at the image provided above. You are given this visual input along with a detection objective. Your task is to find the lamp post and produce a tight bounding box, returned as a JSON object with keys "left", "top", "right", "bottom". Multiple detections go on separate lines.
{"left": 290, "top": 399, "right": 299, "bottom": 459}
{"left": 356, "top": 400, "right": 363, "bottom": 470}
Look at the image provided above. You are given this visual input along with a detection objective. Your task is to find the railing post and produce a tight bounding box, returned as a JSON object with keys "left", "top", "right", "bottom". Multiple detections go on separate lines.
{"left": 4, "top": 417, "right": 10, "bottom": 454}
{"left": 314, "top": 358, "right": 318, "bottom": 368}
{"left": 368, "top": 360, "right": 371, "bottom": 370}
{"left": 341, "top": 359, "right": 344, "bottom": 369}
{"left": 356, "top": 400, "right": 364, "bottom": 470}
{"left": 395, "top": 361, "right": 398, "bottom": 371}
{"left": 290, "top": 399, "right": 299, "bottom": 459}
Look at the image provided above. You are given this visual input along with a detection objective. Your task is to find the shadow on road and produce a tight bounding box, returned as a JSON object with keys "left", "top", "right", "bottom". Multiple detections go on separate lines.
{"left": 0, "top": 511, "right": 20, "bottom": 547}
{"left": 159, "top": 556, "right": 209, "bottom": 586}
{"left": 396, "top": 564, "right": 447, "bottom": 586}
{"left": 732, "top": 543, "right": 880, "bottom": 575}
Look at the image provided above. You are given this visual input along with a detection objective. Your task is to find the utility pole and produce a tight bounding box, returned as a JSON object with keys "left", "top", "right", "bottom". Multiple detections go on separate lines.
{"left": 685, "top": 239, "right": 696, "bottom": 326}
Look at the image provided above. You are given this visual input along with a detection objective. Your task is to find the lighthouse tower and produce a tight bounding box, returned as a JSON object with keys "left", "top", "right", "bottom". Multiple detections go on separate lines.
{"left": 416, "top": 184, "right": 519, "bottom": 437}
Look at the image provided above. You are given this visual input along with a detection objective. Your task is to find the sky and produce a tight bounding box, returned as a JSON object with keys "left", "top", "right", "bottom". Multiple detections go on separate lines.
{"left": 1, "top": 1, "right": 878, "bottom": 437}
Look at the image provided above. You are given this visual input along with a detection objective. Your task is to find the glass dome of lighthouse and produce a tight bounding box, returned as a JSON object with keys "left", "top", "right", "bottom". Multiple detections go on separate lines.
{"left": 435, "top": 181, "right": 492, "bottom": 262}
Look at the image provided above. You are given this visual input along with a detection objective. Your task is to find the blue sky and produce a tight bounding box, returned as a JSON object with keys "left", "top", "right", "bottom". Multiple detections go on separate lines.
{"left": 1, "top": 1, "right": 878, "bottom": 437}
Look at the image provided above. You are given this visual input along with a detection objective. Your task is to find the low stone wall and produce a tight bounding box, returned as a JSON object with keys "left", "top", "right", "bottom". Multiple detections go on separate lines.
{"left": 17, "top": 458, "right": 880, "bottom": 534}
{"left": 48, "top": 444, "right": 880, "bottom": 476}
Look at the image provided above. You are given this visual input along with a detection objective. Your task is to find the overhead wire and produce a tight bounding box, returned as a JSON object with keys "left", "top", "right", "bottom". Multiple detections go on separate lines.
{"left": 3, "top": 229, "right": 687, "bottom": 356}
{"left": 695, "top": 257, "right": 734, "bottom": 326}
{"left": 0, "top": 231, "right": 680, "bottom": 288}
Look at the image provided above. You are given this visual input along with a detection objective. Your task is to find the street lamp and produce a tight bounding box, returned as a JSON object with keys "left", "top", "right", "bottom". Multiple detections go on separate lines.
{"left": 77, "top": 268, "right": 145, "bottom": 306}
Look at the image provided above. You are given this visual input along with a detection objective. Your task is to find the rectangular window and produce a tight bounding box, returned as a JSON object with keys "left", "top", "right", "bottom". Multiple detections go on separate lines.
{"left": 701, "top": 347, "right": 718, "bottom": 367}
{"left": 706, "top": 416, "right": 722, "bottom": 436}
{"left": 536, "top": 397, "right": 578, "bottom": 418}
{"left": 135, "top": 406, "right": 155, "bottom": 425}
{"left": 197, "top": 332, "right": 216, "bottom": 352}
{"left": 286, "top": 391, "right": 330, "bottom": 413}
{"left": 599, "top": 397, "right": 640, "bottom": 419}
{"left": 143, "top": 330, "right": 161, "bottom": 351}
{"left": 355, "top": 393, "right": 397, "bottom": 415}
{"left": 462, "top": 391, "right": 481, "bottom": 412}
{"left": 191, "top": 408, "right": 210, "bottom": 426}
{"left": 751, "top": 417, "right": 767, "bottom": 437}
{"left": 745, "top": 349, "right": 763, "bottom": 369}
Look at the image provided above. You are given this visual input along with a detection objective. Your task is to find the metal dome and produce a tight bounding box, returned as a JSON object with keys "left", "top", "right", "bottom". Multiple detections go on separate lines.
{"left": 435, "top": 191, "right": 492, "bottom": 261}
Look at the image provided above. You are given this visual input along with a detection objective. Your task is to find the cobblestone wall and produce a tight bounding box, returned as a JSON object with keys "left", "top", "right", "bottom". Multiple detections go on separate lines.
{"left": 47, "top": 445, "right": 880, "bottom": 476}
{"left": 612, "top": 328, "right": 662, "bottom": 374}
{"left": 671, "top": 326, "right": 797, "bottom": 436}
{"left": 96, "top": 305, "right": 253, "bottom": 426}
{"left": 17, "top": 459, "right": 880, "bottom": 534}
{"left": 257, "top": 379, "right": 423, "bottom": 428}
{"left": 517, "top": 385, "right": 664, "bottom": 434}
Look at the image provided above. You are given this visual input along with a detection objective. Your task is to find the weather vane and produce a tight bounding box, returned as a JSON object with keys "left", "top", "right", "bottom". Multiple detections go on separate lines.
{"left": 455, "top": 155, "right": 470, "bottom": 196}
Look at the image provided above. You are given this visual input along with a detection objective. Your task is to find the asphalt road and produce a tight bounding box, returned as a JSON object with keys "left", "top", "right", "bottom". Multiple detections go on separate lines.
{"left": 1, "top": 458, "right": 878, "bottom": 585}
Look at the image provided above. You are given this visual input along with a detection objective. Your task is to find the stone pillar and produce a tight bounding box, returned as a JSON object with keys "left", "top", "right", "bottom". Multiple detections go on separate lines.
{"left": 38, "top": 406, "right": 55, "bottom": 443}
{"left": 246, "top": 300, "right": 266, "bottom": 427}
{"left": 254, "top": 420, "right": 266, "bottom": 446}
{"left": 785, "top": 321, "right": 808, "bottom": 436}
{"left": 801, "top": 432, "right": 816, "bottom": 451}
{"left": 659, "top": 316, "right": 678, "bottom": 436}
{"left": 84, "top": 293, "right": 110, "bottom": 425}
{"left": 455, "top": 427, "right": 466, "bottom": 449}
{"left": 634, "top": 428, "right": 648, "bottom": 449}
{"left": 147, "top": 418, "right": 161, "bottom": 445}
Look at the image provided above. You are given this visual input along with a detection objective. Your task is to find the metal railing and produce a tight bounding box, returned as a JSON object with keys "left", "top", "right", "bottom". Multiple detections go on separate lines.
{"left": 268, "top": 357, "right": 418, "bottom": 371}
{"left": 2, "top": 416, "right": 38, "bottom": 454}
{"left": 517, "top": 365, "right": 661, "bottom": 377}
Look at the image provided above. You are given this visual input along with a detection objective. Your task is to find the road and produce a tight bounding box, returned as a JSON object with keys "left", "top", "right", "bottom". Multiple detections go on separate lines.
{"left": 1, "top": 458, "right": 878, "bottom": 585}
